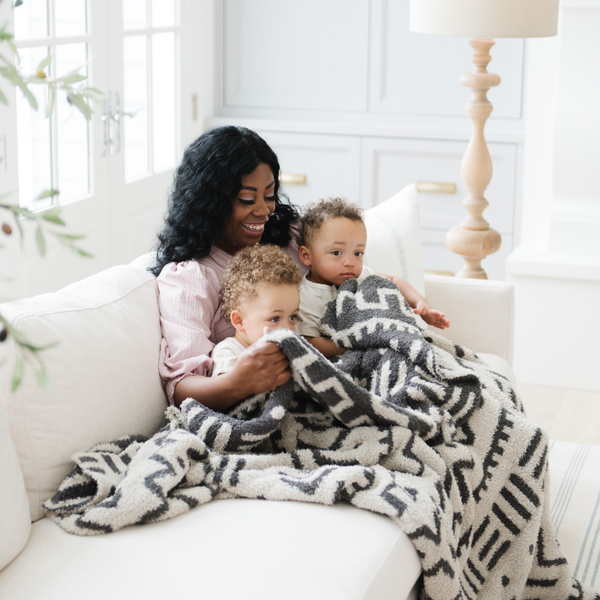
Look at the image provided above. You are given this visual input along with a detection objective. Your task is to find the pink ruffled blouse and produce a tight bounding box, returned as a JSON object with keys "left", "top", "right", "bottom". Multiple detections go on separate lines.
{"left": 156, "top": 242, "right": 306, "bottom": 404}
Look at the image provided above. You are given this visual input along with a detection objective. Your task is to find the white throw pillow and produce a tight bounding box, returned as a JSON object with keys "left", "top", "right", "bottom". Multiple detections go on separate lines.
{"left": 363, "top": 184, "right": 425, "bottom": 297}
{"left": 0, "top": 398, "right": 30, "bottom": 569}
{"left": 0, "top": 265, "right": 167, "bottom": 521}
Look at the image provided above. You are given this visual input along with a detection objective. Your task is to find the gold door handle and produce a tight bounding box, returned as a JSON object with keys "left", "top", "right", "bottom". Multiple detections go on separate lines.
{"left": 416, "top": 181, "right": 457, "bottom": 194}
{"left": 280, "top": 173, "right": 307, "bottom": 186}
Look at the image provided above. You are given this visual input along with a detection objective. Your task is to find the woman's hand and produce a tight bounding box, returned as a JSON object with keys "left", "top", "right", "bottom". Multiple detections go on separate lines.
{"left": 230, "top": 341, "right": 292, "bottom": 396}
{"left": 173, "top": 341, "right": 291, "bottom": 411}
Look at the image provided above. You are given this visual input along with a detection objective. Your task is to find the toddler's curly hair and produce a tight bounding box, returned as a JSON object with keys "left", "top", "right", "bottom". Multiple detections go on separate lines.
{"left": 299, "top": 198, "right": 364, "bottom": 248}
{"left": 221, "top": 244, "right": 302, "bottom": 321}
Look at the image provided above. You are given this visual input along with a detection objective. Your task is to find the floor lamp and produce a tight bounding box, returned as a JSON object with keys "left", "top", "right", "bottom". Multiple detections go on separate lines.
{"left": 409, "top": 0, "right": 559, "bottom": 279}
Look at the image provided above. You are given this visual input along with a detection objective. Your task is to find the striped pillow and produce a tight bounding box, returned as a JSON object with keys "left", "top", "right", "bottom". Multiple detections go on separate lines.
{"left": 549, "top": 440, "right": 600, "bottom": 591}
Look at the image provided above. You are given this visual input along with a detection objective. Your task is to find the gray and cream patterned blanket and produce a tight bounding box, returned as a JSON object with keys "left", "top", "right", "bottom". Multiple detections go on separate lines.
{"left": 44, "top": 276, "right": 598, "bottom": 600}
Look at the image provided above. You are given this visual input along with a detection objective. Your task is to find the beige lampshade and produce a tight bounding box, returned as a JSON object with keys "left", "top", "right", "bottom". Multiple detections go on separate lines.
{"left": 409, "top": 0, "right": 559, "bottom": 38}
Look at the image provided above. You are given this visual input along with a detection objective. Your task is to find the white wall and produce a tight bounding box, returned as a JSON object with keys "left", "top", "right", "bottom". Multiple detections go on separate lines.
{"left": 508, "top": 1, "right": 600, "bottom": 391}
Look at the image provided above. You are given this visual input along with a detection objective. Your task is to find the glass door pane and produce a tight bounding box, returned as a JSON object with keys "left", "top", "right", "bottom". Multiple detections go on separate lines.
{"left": 109, "top": 0, "right": 184, "bottom": 265}
{"left": 16, "top": 46, "right": 54, "bottom": 209}
{"left": 13, "top": 0, "right": 49, "bottom": 40}
{"left": 151, "top": 0, "right": 175, "bottom": 27}
{"left": 55, "top": 42, "right": 90, "bottom": 202}
{"left": 152, "top": 31, "right": 176, "bottom": 172}
{"left": 121, "top": 1, "right": 178, "bottom": 181}
{"left": 123, "top": 35, "right": 149, "bottom": 180}
{"left": 54, "top": 0, "right": 87, "bottom": 37}
{"left": 14, "top": 0, "right": 91, "bottom": 208}
{"left": 123, "top": 0, "right": 147, "bottom": 30}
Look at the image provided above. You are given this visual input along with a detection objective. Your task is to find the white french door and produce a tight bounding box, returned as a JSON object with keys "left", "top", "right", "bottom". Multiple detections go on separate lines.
{"left": 104, "top": 0, "right": 191, "bottom": 265}
{"left": 0, "top": 0, "right": 191, "bottom": 299}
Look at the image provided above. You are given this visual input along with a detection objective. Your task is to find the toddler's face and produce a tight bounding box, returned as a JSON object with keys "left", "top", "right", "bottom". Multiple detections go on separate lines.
{"left": 301, "top": 217, "right": 367, "bottom": 286}
{"left": 234, "top": 283, "right": 301, "bottom": 346}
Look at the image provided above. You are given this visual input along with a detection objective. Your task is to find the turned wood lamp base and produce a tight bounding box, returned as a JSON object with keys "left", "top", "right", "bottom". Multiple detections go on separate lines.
{"left": 447, "top": 38, "right": 502, "bottom": 279}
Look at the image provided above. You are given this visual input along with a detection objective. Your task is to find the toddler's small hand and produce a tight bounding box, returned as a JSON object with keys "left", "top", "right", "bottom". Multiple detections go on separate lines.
{"left": 414, "top": 302, "right": 450, "bottom": 330}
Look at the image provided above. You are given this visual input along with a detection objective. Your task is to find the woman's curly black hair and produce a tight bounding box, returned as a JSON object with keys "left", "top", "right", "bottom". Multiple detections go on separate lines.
{"left": 150, "top": 126, "right": 299, "bottom": 277}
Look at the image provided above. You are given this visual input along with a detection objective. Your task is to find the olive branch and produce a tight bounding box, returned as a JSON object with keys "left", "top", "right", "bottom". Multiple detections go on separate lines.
{"left": 0, "top": 190, "right": 94, "bottom": 390}
{"left": 0, "top": 23, "right": 105, "bottom": 118}
{"left": 1, "top": 9, "right": 101, "bottom": 390}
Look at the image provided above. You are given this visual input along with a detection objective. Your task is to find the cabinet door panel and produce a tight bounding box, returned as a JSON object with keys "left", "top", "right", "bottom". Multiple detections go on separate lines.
{"left": 256, "top": 131, "right": 361, "bottom": 209}
{"left": 422, "top": 230, "right": 514, "bottom": 281}
{"left": 369, "top": 0, "right": 524, "bottom": 118}
{"left": 223, "top": 0, "right": 369, "bottom": 111}
{"left": 361, "top": 137, "right": 516, "bottom": 234}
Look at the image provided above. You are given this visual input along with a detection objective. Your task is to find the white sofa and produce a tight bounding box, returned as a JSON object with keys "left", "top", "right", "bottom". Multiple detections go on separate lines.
{"left": 0, "top": 186, "right": 516, "bottom": 600}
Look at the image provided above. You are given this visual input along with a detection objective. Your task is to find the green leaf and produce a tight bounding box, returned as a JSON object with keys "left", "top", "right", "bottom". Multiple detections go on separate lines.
{"left": 1, "top": 67, "right": 38, "bottom": 110}
{"left": 20, "top": 340, "right": 56, "bottom": 352}
{"left": 60, "top": 73, "right": 86, "bottom": 85}
{"left": 40, "top": 208, "right": 65, "bottom": 226}
{"left": 5, "top": 39, "right": 17, "bottom": 55}
{"left": 63, "top": 59, "right": 90, "bottom": 79}
{"left": 2, "top": 66, "right": 22, "bottom": 84}
{"left": 11, "top": 212, "right": 24, "bottom": 240}
{"left": 0, "top": 86, "right": 7, "bottom": 105}
{"left": 14, "top": 0, "right": 24, "bottom": 7}
{"left": 17, "top": 79, "right": 38, "bottom": 110}
{"left": 55, "top": 232, "right": 86, "bottom": 241}
{"left": 35, "top": 226, "right": 45, "bottom": 256}
{"left": 34, "top": 370, "right": 47, "bottom": 387}
{"left": 5, "top": 321, "right": 54, "bottom": 350}
{"left": 74, "top": 247, "right": 93, "bottom": 258}
{"left": 34, "top": 368, "right": 50, "bottom": 388}
{"left": 45, "top": 83, "right": 54, "bottom": 118}
{"left": 80, "top": 87, "right": 106, "bottom": 105}
{"left": 10, "top": 205, "right": 35, "bottom": 219}
{"left": 36, "top": 188, "right": 59, "bottom": 200}
{"left": 11, "top": 356, "right": 24, "bottom": 391}
{"left": 37, "top": 54, "right": 51, "bottom": 72}
{"left": 67, "top": 92, "right": 92, "bottom": 120}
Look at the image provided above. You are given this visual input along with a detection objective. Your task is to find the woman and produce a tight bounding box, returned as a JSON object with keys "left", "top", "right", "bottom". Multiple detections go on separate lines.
{"left": 152, "top": 126, "right": 304, "bottom": 411}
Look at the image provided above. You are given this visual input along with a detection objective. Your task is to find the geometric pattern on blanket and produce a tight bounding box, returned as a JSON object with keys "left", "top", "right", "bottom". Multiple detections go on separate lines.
{"left": 44, "top": 276, "right": 599, "bottom": 600}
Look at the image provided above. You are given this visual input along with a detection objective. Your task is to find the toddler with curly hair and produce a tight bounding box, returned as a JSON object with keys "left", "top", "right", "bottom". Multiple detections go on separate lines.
{"left": 211, "top": 244, "right": 302, "bottom": 377}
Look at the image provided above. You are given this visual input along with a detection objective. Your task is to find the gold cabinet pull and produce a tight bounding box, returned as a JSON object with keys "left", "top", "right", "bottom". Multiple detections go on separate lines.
{"left": 280, "top": 173, "right": 307, "bottom": 186}
{"left": 416, "top": 181, "right": 457, "bottom": 194}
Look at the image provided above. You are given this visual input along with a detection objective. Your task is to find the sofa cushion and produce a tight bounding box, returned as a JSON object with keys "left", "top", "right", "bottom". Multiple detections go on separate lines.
{"left": 0, "top": 499, "right": 421, "bottom": 600}
{"left": 0, "top": 265, "right": 167, "bottom": 522}
{"left": 478, "top": 353, "right": 517, "bottom": 386}
{"left": 424, "top": 275, "right": 515, "bottom": 365}
{"left": 0, "top": 398, "right": 30, "bottom": 570}
{"left": 364, "top": 184, "right": 426, "bottom": 298}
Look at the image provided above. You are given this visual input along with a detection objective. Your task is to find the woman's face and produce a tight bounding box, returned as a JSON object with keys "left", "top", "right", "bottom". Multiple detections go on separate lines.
{"left": 216, "top": 163, "right": 276, "bottom": 255}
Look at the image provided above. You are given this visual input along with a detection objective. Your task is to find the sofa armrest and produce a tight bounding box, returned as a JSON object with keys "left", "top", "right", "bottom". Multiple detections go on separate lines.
{"left": 424, "top": 274, "right": 514, "bottom": 365}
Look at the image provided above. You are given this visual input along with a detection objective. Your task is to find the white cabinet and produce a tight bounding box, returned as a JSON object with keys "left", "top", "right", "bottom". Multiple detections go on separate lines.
{"left": 360, "top": 137, "right": 516, "bottom": 232}
{"left": 368, "top": 0, "right": 524, "bottom": 119}
{"left": 210, "top": 0, "right": 525, "bottom": 281}
{"left": 222, "top": 0, "right": 369, "bottom": 112}
{"left": 255, "top": 131, "right": 361, "bottom": 209}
